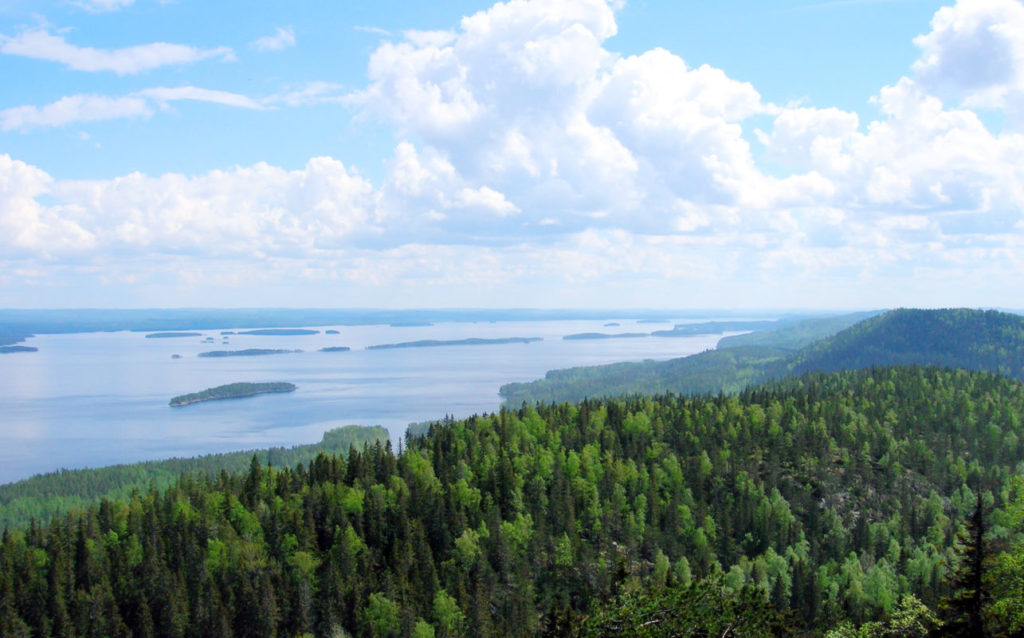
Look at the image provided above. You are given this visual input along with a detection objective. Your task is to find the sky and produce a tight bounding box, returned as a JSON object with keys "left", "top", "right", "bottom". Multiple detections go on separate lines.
{"left": 0, "top": 0, "right": 1022, "bottom": 310}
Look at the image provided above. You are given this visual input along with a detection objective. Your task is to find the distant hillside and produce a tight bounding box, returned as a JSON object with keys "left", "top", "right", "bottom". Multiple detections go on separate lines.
{"left": 717, "top": 310, "right": 882, "bottom": 352}
{"left": 788, "top": 308, "right": 1024, "bottom": 380}
{"left": 502, "top": 308, "right": 1024, "bottom": 404}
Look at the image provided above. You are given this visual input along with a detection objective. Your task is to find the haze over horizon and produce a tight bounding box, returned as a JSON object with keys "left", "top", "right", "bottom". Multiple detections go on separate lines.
{"left": 2, "top": 0, "right": 1022, "bottom": 310}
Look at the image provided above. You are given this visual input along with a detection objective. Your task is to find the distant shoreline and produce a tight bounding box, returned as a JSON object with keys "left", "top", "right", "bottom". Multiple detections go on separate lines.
{"left": 367, "top": 337, "right": 542, "bottom": 350}
{"left": 145, "top": 332, "right": 202, "bottom": 339}
{"left": 198, "top": 349, "right": 300, "bottom": 358}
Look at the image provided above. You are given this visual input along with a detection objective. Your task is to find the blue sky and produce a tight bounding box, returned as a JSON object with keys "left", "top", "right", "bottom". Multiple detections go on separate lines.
{"left": 1, "top": 0, "right": 1021, "bottom": 309}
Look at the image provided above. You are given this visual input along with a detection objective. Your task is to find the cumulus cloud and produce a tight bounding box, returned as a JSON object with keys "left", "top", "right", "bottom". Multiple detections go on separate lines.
{"left": 0, "top": 155, "right": 377, "bottom": 259}
{"left": 251, "top": 27, "right": 296, "bottom": 52}
{"left": 3, "top": 0, "right": 1024, "bottom": 307}
{"left": 0, "top": 28, "right": 235, "bottom": 74}
{"left": 912, "top": 0, "right": 1024, "bottom": 110}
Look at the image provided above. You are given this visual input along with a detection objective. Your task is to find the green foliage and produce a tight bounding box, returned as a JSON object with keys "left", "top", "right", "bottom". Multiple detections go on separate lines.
{"left": 2, "top": 367, "right": 1024, "bottom": 636}
{"left": 581, "top": 577, "right": 789, "bottom": 636}
{"left": 0, "top": 425, "right": 388, "bottom": 530}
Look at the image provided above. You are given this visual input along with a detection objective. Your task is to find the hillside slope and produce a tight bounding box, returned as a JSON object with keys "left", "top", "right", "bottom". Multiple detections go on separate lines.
{"left": 501, "top": 308, "right": 1024, "bottom": 404}
{"left": 787, "top": 308, "right": 1024, "bottom": 380}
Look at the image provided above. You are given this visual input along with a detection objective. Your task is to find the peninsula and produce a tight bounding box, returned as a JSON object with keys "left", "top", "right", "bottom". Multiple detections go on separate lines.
{"left": 367, "top": 337, "right": 541, "bottom": 350}
{"left": 198, "top": 349, "right": 300, "bottom": 357}
{"left": 169, "top": 382, "right": 297, "bottom": 407}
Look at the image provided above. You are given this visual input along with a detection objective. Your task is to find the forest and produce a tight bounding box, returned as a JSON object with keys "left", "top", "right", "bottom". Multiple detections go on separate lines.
{"left": 501, "top": 308, "right": 1024, "bottom": 405}
{"left": 3, "top": 366, "right": 1024, "bottom": 636}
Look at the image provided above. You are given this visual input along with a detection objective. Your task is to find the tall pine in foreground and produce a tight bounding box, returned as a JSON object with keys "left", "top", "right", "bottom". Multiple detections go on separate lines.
{"left": 939, "top": 493, "right": 989, "bottom": 636}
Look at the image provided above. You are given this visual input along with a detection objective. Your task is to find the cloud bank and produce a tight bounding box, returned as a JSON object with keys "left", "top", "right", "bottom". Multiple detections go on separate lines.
{"left": 2, "top": 0, "right": 1023, "bottom": 307}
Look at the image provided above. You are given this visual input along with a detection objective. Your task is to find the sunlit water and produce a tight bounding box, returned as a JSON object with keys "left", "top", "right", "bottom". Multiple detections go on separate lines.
{"left": 0, "top": 318, "right": 741, "bottom": 483}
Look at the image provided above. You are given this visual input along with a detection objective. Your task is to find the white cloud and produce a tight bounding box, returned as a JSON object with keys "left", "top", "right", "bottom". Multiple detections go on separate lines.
{"left": 1, "top": 86, "right": 266, "bottom": 131}
{"left": 72, "top": 0, "right": 134, "bottom": 12}
{"left": 0, "top": 28, "right": 235, "bottom": 74}
{"left": 453, "top": 186, "right": 519, "bottom": 216}
{"left": 3, "top": 0, "right": 1024, "bottom": 308}
{"left": 139, "top": 86, "right": 266, "bottom": 110}
{"left": 251, "top": 26, "right": 296, "bottom": 52}
{"left": 0, "top": 94, "right": 152, "bottom": 131}
{"left": 912, "top": 0, "right": 1024, "bottom": 111}
{"left": 23, "top": 157, "right": 378, "bottom": 257}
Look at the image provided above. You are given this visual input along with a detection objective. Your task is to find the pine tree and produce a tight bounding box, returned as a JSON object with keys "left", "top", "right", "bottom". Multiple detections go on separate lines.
{"left": 938, "top": 493, "right": 989, "bottom": 636}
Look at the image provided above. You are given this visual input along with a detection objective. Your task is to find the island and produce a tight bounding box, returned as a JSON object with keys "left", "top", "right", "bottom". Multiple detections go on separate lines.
{"left": 171, "top": 354, "right": 182, "bottom": 359}
{"left": 169, "top": 382, "right": 296, "bottom": 407}
{"left": 236, "top": 328, "right": 319, "bottom": 336}
{"left": 367, "top": 337, "right": 541, "bottom": 350}
{"left": 145, "top": 332, "right": 202, "bottom": 339}
{"left": 198, "top": 349, "right": 301, "bottom": 357}
{"left": 221, "top": 331, "right": 236, "bottom": 335}
{"left": 319, "top": 346, "right": 351, "bottom": 353}
{"left": 325, "top": 330, "right": 340, "bottom": 335}
{"left": 603, "top": 322, "right": 621, "bottom": 327}
{"left": 563, "top": 332, "right": 648, "bottom": 340}
{"left": 0, "top": 345, "right": 38, "bottom": 354}
{"left": 389, "top": 321, "right": 433, "bottom": 327}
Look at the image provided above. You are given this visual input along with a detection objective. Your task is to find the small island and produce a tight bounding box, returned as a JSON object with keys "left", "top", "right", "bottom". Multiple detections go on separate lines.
{"left": 169, "top": 382, "right": 297, "bottom": 407}
{"left": 319, "top": 346, "right": 351, "bottom": 353}
{"left": 236, "top": 328, "right": 319, "bottom": 336}
{"left": 145, "top": 332, "right": 202, "bottom": 339}
{"left": 0, "top": 345, "right": 38, "bottom": 354}
{"left": 325, "top": 330, "right": 340, "bottom": 335}
{"left": 198, "top": 349, "right": 301, "bottom": 358}
{"left": 603, "top": 322, "right": 621, "bottom": 327}
{"left": 171, "top": 354, "right": 182, "bottom": 359}
{"left": 367, "top": 337, "right": 541, "bottom": 350}
{"left": 563, "top": 332, "right": 648, "bottom": 340}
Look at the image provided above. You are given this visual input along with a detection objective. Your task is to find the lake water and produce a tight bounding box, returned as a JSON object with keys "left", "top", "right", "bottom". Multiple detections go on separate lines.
{"left": 0, "top": 318, "right": 737, "bottom": 483}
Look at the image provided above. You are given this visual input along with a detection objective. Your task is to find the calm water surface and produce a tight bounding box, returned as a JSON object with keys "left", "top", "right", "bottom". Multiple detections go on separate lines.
{"left": 0, "top": 318, "right": 739, "bottom": 483}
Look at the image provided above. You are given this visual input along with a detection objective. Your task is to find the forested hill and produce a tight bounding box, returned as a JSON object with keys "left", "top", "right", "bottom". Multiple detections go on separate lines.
{"left": 4, "top": 366, "right": 1024, "bottom": 635}
{"left": 787, "top": 308, "right": 1024, "bottom": 380}
{"left": 501, "top": 308, "right": 1024, "bottom": 405}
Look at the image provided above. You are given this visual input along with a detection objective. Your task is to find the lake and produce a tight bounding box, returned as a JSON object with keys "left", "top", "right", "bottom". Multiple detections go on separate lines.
{"left": 0, "top": 318, "right": 740, "bottom": 483}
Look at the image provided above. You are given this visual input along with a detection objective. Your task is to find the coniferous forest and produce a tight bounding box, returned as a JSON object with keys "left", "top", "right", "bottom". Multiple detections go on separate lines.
{"left": 4, "top": 366, "right": 1024, "bottom": 636}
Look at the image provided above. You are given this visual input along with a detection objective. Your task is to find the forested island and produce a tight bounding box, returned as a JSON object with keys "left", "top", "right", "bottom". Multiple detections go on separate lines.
{"left": 563, "top": 332, "right": 647, "bottom": 340}
{"left": 0, "top": 345, "right": 37, "bottom": 353}
{"left": 367, "top": 337, "right": 542, "bottom": 350}
{"left": 320, "top": 346, "right": 352, "bottom": 353}
{"left": 4, "top": 366, "right": 1024, "bottom": 635}
{"left": 144, "top": 331, "right": 202, "bottom": 339}
{"left": 197, "top": 348, "right": 301, "bottom": 357}
{"left": 169, "top": 382, "right": 297, "bottom": 407}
